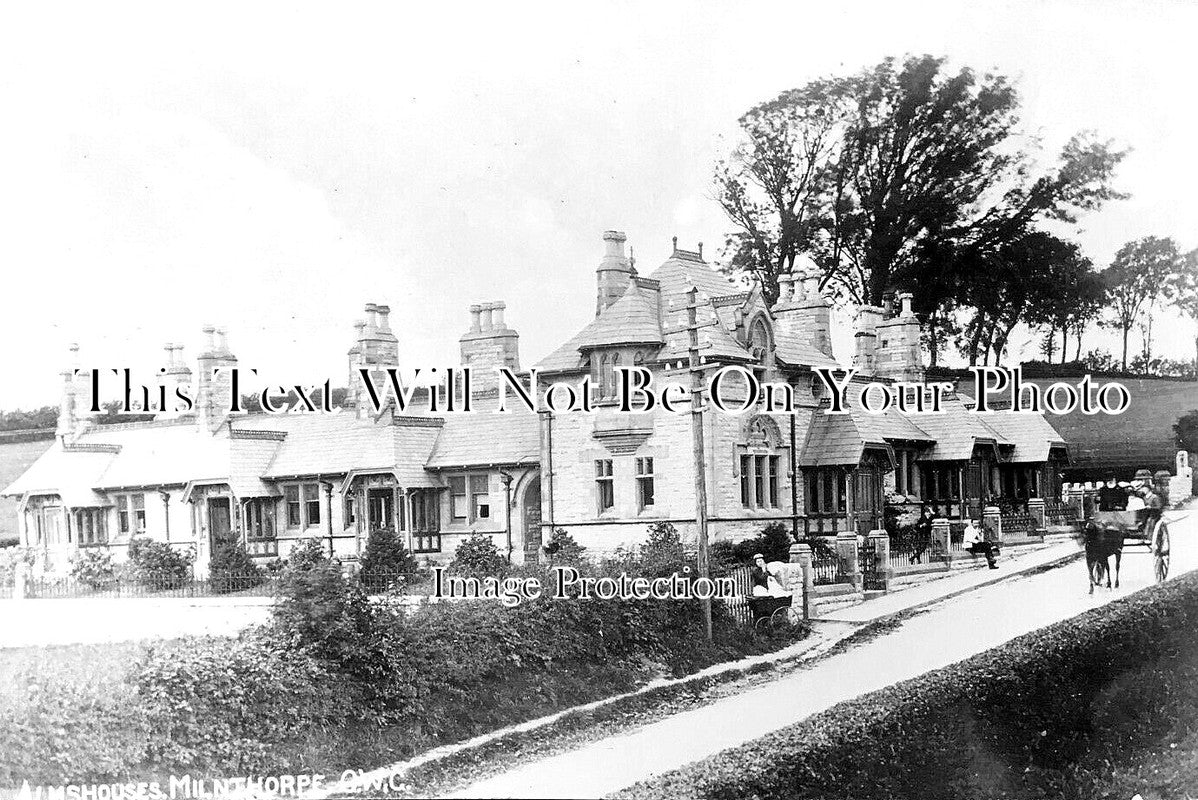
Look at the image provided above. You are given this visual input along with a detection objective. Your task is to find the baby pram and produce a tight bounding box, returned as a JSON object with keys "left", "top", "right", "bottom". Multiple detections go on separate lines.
{"left": 748, "top": 594, "right": 794, "bottom": 632}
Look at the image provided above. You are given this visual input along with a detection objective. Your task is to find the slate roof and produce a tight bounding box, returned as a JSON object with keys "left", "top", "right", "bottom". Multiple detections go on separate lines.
{"left": 974, "top": 411, "right": 1068, "bottom": 463}
{"left": 2, "top": 440, "right": 117, "bottom": 506}
{"left": 574, "top": 281, "right": 663, "bottom": 349}
{"left": 230, "top": 413, "right": 442, "bottom": 486}
{"left": 773, "top": 324, "right": 841, "bottom": 370}
{"left": 799, "top": 410, "right": 873, "bottom": 467}
{"left": 534, "top": 251, "right": 756, "bottom": 373}
{"left": 1, "top": 420, "right": 230, "bottom": 505}
{"left": 907, "top": 396, "right": 1011, "bottom": 461}
{"left": 425, "top": 407, "right": 540, "bottom": 469}
{"left": 90, "top": 424, "right": 230, "bottom": 489}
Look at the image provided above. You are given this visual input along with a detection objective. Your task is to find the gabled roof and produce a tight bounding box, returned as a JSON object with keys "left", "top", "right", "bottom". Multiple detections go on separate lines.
{"left": 974, "top": 411, "right": 1068, "bottom": 463}
{"left": 799, "top": 406, "right": 892, "bottom": 468}
{"left": 844, "top": 386, "right": 935, "bottom": 444}
{"left": 534, "top": 251, "right": 757, "bottom": 374}
{"left": 574, "top": 281, "right": 663, "bottom": 350}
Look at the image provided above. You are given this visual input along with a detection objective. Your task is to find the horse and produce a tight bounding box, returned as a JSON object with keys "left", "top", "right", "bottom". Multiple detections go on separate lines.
{"left": 1081, "top": 512, "right": 1129, "bottom": 594}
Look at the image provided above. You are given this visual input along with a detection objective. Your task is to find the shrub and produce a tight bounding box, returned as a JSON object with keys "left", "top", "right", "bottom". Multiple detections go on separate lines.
{"left": 126, "top": 538, "right": 194, "bottom": 589}
{"left": 70, "top": 549, "right": 117, "bottom": 589}
{"left": 359, "top": 528, "right": 418, "bottom": 592}
{"left": 0, "top": 667, "right": 149, "bottom": 785}
{"left": 285, "top": 537, "right": 329, "bottom": 572}
{"left": 134, "top": 631, "right": 341, "bottom": 774}
{"left": 0, "top": 535, "right": 19, "bottom": 549}
{"left": 639, "top": 521, "right": 689, "bottom": 578}
{"left": 712, "top": 522, "right": 796, "bottom": 574}
{"left": 448, "top": 533, "right": 508, "bottom": 578}
{"left": 208, "top": 533, "right": 263, "bottom": 594}
{"left": 616, "top": 570, "right": 1198, "bottom": 800}
{"left": 541, "top": 527, "right": 587, "bottom": 567}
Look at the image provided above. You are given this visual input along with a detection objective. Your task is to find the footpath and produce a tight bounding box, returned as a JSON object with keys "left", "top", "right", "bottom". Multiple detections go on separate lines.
{"left": 440, "top": 525, "right": 1191, "bottom": 799}
{"left": 303, "top": 536, "right": 1094, "bottom": 800}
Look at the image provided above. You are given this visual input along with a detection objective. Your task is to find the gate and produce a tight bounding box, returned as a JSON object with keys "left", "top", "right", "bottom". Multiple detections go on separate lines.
{"left": 720, "top": 564, "right": 754, "bottom": 628}
{"left": 859, "top": 536, "right": 886, "bottom": 591}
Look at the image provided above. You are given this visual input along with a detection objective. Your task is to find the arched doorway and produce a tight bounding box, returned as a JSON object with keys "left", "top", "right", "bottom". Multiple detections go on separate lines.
{"left": 521, "top": 474, "right": 542, "bottom": 561}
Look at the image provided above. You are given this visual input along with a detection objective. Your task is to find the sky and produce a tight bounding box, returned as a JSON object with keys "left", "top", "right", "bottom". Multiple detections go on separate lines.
{"left": 1, "top": 0, "right": 1195, "bottom": 410}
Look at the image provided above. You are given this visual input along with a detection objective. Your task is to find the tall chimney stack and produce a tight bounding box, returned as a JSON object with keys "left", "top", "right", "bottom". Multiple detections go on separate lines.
{"left": 595, "top": 230, "right": 632, "bottom": 316}
{"left": 460, "top": 300, "right": 521, "bottom": 399}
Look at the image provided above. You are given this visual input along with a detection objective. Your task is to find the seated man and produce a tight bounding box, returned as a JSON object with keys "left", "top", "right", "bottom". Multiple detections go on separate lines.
{"left": 963, "top": 519, "right": 998, "bottom": 569}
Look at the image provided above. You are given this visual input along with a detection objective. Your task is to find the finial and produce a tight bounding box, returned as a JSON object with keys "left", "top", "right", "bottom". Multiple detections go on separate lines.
{"left": 672, "top": 235, "right": 678, "bottom": 251}
{"left": 698, "top": 242, "right": 704, "bottom": 259}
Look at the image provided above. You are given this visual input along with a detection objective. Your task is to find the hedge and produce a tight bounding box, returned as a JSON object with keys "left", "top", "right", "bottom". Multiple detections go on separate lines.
{"left": 0, "top": 529, "right": 805, "bottom": 785}
{"left": 616, "top": 570, "right": 1198, "bottom": 800}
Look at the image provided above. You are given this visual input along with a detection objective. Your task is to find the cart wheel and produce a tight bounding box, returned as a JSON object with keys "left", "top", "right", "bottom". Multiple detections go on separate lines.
{"left": 770, "top": 605, "right": 792, "bottom": 630}
{"left": 754, "top": 617, "right": 771, "bottom": 634}
{"left": 1155, "top": 553, "right": 1170, "bottom": 582}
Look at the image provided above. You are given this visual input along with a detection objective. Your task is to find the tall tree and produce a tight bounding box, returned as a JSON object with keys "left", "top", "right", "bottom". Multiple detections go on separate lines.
{"left": 961, "top": 230, "right": 1090, "bottom": 366}
{"left": 715, "top": 79, "right": 853, "bottom": 305}
{"left": 1025, "top": 249, "right": 1103, "bottom": 364}
{"left": 1168, "top": 249, "right": 1198, "bottom": 374}
{"left": 717, "top": 54, "right": 1126, "bottom": 312}
{"left": 1102, "top": 236, "right": 1185, "bottom": 371}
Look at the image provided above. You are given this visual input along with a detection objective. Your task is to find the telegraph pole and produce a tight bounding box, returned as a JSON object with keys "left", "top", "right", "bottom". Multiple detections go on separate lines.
{"left": 667, "top": 286, "right": 715, "bottom": 640}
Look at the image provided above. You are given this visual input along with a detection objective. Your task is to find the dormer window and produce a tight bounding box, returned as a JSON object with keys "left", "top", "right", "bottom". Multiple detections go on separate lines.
{"left": 593, "top": 351, "right": 622, "bottom": 400}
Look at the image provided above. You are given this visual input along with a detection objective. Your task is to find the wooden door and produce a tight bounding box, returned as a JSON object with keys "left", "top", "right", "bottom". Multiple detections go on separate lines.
{"left": 522, "top": 477, "right": 543, "bottom": 559}
{"left": 208, "top": 497, "right": 232, "bottom": 546}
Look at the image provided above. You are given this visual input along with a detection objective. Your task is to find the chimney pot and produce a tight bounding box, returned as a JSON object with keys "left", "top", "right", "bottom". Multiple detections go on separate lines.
{"left": 899, "top": 292, "right": 915, "bottom": 318}
{"left": 492, "top": 301, "right": 507, "bottom": 330}
{"left": 776, "top": 274, "right": 795, "bottom": 305}
{"left": 202, "top": 326, "right": 216, "bottom": 351}
{"left": 376, "top": 304, "right": 392, "bottom": 332}
{"left": 479, "top": 302, "right": 495, "bottom": 331}
{"left": 468, "top": 304, "right": 482, "bottom": 333}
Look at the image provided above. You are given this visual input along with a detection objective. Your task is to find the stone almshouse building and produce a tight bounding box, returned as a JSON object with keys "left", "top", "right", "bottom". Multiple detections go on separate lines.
{"left": 3, "top": 231, "right": 1068, "bottom": 572}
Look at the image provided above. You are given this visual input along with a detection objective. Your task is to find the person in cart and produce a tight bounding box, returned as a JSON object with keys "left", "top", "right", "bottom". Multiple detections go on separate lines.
{"left": 1131, "top": 468, "right": 1169, "bottom": 581}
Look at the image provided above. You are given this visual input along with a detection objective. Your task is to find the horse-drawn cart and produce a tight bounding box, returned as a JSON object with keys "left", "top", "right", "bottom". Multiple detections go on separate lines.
{"left": 1082, "top": 508, "right": 1170, "bottom": 592}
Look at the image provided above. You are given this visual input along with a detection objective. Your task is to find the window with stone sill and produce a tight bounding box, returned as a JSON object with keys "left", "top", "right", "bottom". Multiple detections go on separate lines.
{"left": 740, "top": 453, "right": 781, "bottom": 509}
{"left": 636, "top": 457, "right": 655, "bottom": 510}
{"left": 283, "top": 482, "right": 322, "bottom": 529}
{"left": 449, "top": 474, "right": 491, "bottom": 524}
{"left": 114, "top": 493, "right": 146, "bottom": 537}
{"left": 596, "top": 459, "right": 615, "bottom": 513}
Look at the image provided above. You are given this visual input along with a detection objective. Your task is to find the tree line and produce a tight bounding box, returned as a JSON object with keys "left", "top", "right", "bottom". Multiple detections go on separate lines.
{"left": 715, "top": 54, "right": 1198, "bottom": 375}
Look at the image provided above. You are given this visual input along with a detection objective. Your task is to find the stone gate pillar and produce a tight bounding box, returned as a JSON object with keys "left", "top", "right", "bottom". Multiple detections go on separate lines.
{"left": 932, "top": 517, "right": 951, "bottom": 563}
{"left": 790, "top": 542, "right": 813, "bottom": 620}
{"left": 983, "top": 506, "right": 1003, "bottom": 544}
{"left": 867, "top": 528, "right": 891, "bottom": 592}
{"left": 1027, "top": 497, "right": 1045, "bottom": 533}
{"left": 836, "top": 530, "right": 861, "bottom": 592}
